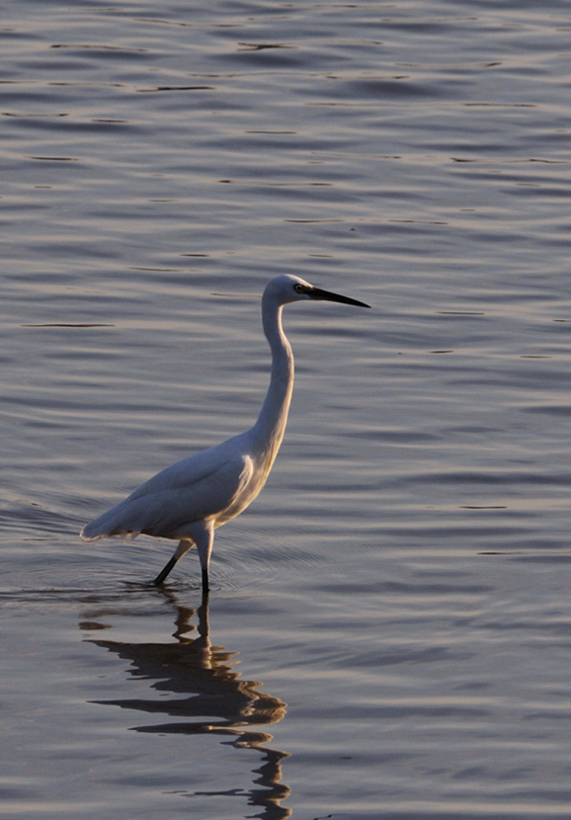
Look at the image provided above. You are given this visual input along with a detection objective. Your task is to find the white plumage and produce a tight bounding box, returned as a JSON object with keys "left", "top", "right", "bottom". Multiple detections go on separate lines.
{"left": 81, "top": 273, "right": 369, "bottom": 594}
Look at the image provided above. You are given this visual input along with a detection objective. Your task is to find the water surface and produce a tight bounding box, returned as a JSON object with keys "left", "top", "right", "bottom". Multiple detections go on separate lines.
{"left": 2, "top": 2, "right": 571, "bottom": 818}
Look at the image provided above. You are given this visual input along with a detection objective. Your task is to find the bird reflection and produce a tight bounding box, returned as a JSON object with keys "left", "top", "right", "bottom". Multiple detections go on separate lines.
{"left": 82, "top": 590, "right": 291, "bottom": 820}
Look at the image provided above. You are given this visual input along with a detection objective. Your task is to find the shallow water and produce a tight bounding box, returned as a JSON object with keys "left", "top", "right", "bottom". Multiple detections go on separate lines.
{"left": 2, "top": 1, "right": 571, "bottom": 818}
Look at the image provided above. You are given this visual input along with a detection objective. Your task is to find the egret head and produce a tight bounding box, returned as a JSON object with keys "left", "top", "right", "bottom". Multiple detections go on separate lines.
{"left": 264, "top": 274, "right": 370, "bottom": 308}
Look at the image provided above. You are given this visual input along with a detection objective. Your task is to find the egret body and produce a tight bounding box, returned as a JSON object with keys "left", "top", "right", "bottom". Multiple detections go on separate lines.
{"left": 81, "top": 274, "right": 369, "bottom": 594}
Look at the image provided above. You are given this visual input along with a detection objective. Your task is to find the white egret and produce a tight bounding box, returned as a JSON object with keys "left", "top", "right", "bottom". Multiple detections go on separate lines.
{"left": 81, "top": 274, "right": 370, "bottom": 594}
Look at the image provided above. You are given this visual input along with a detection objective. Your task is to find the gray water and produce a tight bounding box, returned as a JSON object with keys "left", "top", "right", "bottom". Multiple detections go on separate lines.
{"left": 2, "top": 2, "right": 571, "bottom": 818}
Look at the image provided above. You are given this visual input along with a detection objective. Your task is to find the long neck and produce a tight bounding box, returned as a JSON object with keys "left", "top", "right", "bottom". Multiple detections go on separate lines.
{"left": 250, "top": 296, "right": 294, "bottom": 463}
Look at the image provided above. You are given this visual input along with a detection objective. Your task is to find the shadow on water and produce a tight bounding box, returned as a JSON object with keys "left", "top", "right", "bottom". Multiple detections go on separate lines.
{"left": 82, "top": 589, "right": 291, "bottom": 820}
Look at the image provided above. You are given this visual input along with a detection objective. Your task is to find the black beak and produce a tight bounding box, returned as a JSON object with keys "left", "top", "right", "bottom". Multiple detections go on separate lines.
{"left": 309, "top": 286, "right": 370, "bottom": 309}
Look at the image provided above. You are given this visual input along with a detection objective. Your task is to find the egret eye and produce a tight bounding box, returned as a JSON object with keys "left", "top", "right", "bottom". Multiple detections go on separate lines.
{"left": 294, "top": 284, "right": 306, "bottom": 293}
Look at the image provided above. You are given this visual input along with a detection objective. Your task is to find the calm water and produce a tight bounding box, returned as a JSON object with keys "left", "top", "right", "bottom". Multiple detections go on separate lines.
{"left": 2, "top": 1, "right": 571, "bottom": 818}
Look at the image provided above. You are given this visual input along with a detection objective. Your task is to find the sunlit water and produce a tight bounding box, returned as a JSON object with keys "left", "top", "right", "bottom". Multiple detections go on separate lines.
{"left": 2, "top": 2, "right": 571, "bottom": 818}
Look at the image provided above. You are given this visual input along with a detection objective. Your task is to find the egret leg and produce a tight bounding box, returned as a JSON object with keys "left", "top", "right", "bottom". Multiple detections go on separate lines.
{"left": 192, "top": 520, "right": 214, "bottom": 599}
{"left": 153, "top": 538, "right": 194, "bottom": 586}
{"left": 153, "top": 555, "right": 179, "bottom": 586}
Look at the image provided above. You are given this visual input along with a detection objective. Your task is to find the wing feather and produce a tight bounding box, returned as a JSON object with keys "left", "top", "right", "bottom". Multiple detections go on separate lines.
{"left": 81, "top": 440, "right": 254, "bottom": 541}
